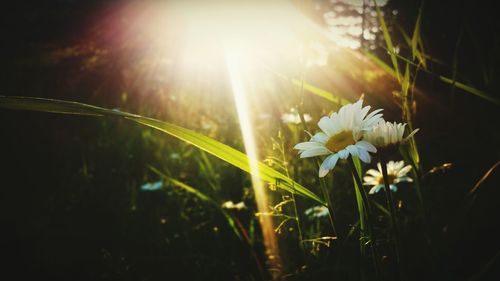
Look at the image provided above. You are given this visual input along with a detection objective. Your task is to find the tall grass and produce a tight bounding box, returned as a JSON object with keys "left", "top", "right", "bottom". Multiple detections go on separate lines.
{"left": 0, "top": 95, "right": 323, "bottom": 205}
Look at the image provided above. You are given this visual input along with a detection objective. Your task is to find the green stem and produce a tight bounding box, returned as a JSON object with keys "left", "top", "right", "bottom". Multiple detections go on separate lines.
{"left": 379, "top": 155, "right": 406, "bottom": 280}
{"left": 317, "top": 169, "right": 338, "bottom": 237}
{"left": 347, "top": 158, "right": 373, "bottom": 220}
{"left": 295, "top": 75, "right": 337, "bottom": 237}
{"left": 281, "top": 137, "right": 305, "bottom": 249}
{"left": 347, "top": 157, "right": 381, "bottom": 280}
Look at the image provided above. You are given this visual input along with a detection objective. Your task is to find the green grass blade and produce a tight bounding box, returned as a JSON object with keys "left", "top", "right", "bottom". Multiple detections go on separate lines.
{"left": 129, "top": 117, "right": 324, "bottom": 204}
{"left": 362, "top": 51, "right": 500, "bottom": 105}
{"left": 0, "top": 95, "right": 324, "bottom": 205}
{"left": 411, "top": 3, "right": 423, "bottom": 61}
{"left": 0, "top": 96, "right": 128, "bottom": 117}
{"left": 395, "top": 24, "right": 426, "bottom": 68}
{"left": 362, "top": 50, "right": 397, "bottom": 78}
{"left": 402, "top": 63, "right": 411, "bottom": 99}
{"left": 150, "top": 166, "right": 213, "bottom": 203}
{"left": 371, "top": 200, "right": 390, "bottom": 217}
{"left": 351, "top": 156, "right": 366, "bottom": 239}
{"left": 291, "top": 79, "right": 350, "bottom": 106}
{"left": 438, "top": 77, "right": 500, "bottom": 105}
{"left": 374, "top": 0, "right": 400, "bottom": 81}
{"left": 268, "top": 68, "right": 351, "bottom": 105}
{"left": 149, "top": 166, "right": 242, "bottom": 240}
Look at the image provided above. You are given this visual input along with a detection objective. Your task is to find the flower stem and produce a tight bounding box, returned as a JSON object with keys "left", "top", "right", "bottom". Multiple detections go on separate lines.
{"left": 294, "top": 80, "right": 337, "bottom": 238}
{"left": 316, "top": 166, "right": 338, "bottom": 237}
{"left": 347, "top": 157, "right": 373, "bottom": 220}
{"left": 347, "top": 157, "right": 381, "bottom": 280}
{"left": 280, "top": 136, "right": 305, "bottom": 249}
{"left": 379, "top": 155, "right": 406, "bottom": 280}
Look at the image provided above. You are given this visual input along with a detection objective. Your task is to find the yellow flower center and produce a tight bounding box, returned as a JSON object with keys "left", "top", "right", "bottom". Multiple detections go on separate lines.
{"left": 325, "top": 130, "right": 355, "bottom": 152}
{"left": 376, "top": 174, "right": 397, "bottom": 185}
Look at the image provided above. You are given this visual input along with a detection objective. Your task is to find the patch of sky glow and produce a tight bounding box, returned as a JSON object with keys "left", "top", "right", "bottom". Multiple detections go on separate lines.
{"left": 321, "top": 0, "right": 391, "bottom": 49}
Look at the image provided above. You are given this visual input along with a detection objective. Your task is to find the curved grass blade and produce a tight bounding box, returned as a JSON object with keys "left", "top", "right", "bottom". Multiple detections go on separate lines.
{"left": 291, "top": 79, "right": 350, "bottom": 106}
{"left": 411, "top": 2, "right": 423, "bottom": 62}
{"left": 468, "top": 160, "right": 500, "bottom": 196}
{"left": 374, "top": 0, "right": 401, "bottom": 81}
{"left": 148, "top": 166, "right": 242, "bottom": 240}
{"left": 267, "top": 68, "right": 351, "bottom": 105}
{"left": 362, "top": 50, "right": 500, "bottom": 105}
{"left": 438, "top": 77, "right": 500, "bottom": 105}
{"left": 0, "top": 95, "right": 324, "bottom": 205}
{"left": 129, "top": 116, "right": 324, "bottom": 204}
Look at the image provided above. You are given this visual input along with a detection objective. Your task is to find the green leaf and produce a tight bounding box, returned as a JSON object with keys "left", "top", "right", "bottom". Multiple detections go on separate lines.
{"left": 0, "top": 95, "right": 325, "bottom": 205}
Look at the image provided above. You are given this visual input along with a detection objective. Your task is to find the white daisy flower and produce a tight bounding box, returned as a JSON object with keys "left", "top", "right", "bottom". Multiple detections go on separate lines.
{"left": 363, "top": 160, "right": 413, "bottom": 194}
{"left": 294, "top": 99, "right": 383, "bottom": 177}
{"left": 363, "top": 120, "right": 419, "bottom": 148}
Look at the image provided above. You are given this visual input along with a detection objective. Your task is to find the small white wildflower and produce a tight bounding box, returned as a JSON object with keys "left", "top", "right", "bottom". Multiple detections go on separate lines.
{"left": 141, "top": 181, "right": 163, "bottom": 191}
{"left": 363, "top": 160, "right": 413, "bottom": 194}
{"left": 304, "top": 205, "right": 330, "bottom": 218}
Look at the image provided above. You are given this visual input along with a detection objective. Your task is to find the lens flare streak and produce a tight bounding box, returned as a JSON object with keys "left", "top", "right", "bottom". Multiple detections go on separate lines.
{"left": 225, "top": 52, "right": 282, "bottom": 276}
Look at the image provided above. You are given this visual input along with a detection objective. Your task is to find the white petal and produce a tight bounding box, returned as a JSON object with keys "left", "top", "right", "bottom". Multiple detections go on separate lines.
{"left": 394, "top": 161, "right": 405, "bottom": 171}
{"left": 356, "top": 140, "right": 377, "bottom": 153}
{"left": 396, "top": 176, "right": 413, "bottom": 183}
{"left": 369, "top": 185, "right": 383, "bottom": 194}
{"left": 294, "top": 141, "right": 321, "bottom": 150}
{"left": 357, "top": 148, "right": 371, "bottom": 163}
{"left": 364, "top": 114, "right": 384, "bottom": 129}
{"left": 390, "top": 185, "right": 398, "bottom": 192}
{"left": 366, "top": 169, "right": 381, "bottom": 177}
{"left": 318, "top": 116, "right": 336, "bottom": 136}
{"left": 319, "top": 154, "right": 339, "bottom": 177}
{"left": 386, "top": 161, "right": 395, "bottom": 173}
{"left": 337, "top": 149, "right": 349, "bottom": 159}
{"left": 364, "top": 108, "right": 383, "bottom": 122}
{"left": 403, "top": 128, "right": 420, "bottom": 143}
{"left": 300, "top": 147, "right": 331, "bottom": 158}
{"left": 359, "top": 105, "right": 371, "bottom": 120}
{"left": 397, "top": 124, "right": 407, "bottom": 140}
{"left": 312, "top": 132, "right": 329, "bottom": 144}
{"left": 363, "top": 176, "right": 376, "bottom": 184}
{"left": 346, "top": 145, "right": 359, "bottom": 157}
{"left": 397, "top": 165, "right": 412, "bottom": 177}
